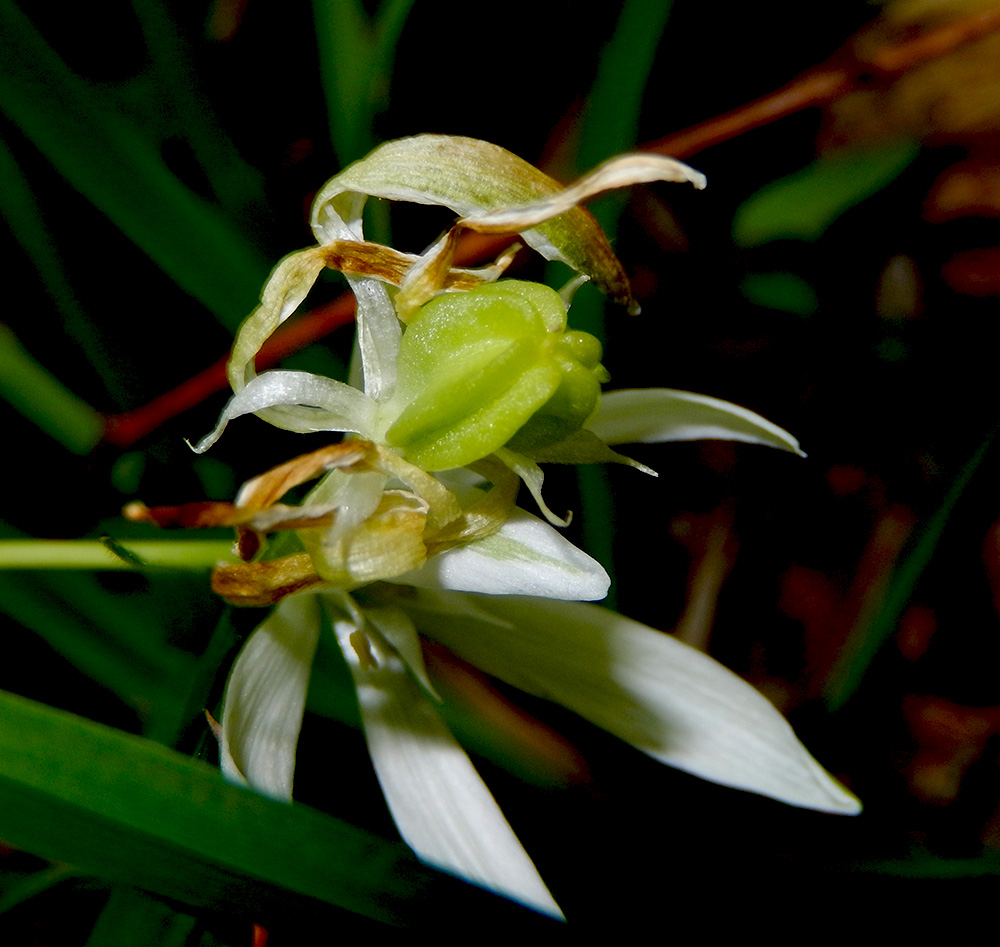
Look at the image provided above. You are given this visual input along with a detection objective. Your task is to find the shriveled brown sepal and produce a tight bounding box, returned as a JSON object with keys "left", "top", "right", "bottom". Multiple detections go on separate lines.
{"left": 211, "top": 554, "right": 326, "bottom": 607}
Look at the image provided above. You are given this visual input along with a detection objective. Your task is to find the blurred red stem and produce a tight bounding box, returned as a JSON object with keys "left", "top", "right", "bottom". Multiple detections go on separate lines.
{"left": 647, "top": 6, "right": 1000, "bottom": 158}
{"left": 101, "top": 7, "right": 1000, "bottom": 448}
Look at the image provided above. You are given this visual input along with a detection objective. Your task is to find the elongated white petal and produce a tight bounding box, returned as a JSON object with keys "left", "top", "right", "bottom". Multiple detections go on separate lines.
{"left": 350, "top": 274, "right": 401, "bottom": 402}
{"left": 588, "top": 388, "right": 804, "bottom": 456}
{"left": 193, "top": 370, "right": 378, "bottom": 453}
{"left": 327, "top": 607, "right": 562, "bottom": 918}
{"left": 398, "top": 509, "right": 610, "bottom": 600}
{"left": 366, "top": 604, "right": 442, "bottom": 701}
{"left": 219, "top": 594, "right": 322, "bottom": 800}
{"left": 410, "top": 593, "right": 860, "bottom": 814}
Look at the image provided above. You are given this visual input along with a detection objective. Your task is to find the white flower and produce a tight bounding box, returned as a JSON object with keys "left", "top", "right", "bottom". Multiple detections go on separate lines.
{"left": 152, "top": 136, "right": 859, "bottom": 919}
{"left": 220, "top": 583, "right": 859, "bottom": 920}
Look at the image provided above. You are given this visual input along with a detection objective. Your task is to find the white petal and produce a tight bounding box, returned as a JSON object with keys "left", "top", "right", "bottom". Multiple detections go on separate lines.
{"left": 588, "top": 388, "right": 804, "bottom": 456}
{"left": 410, "top": 593, "right": 861, "bottom": 814}
{"left": 397, "top": 509, "right": 610, "bottom": 600}
{"left": 350, "top": 275, "right": 401, "bottom": 403}
{"left": 327, "top": 606, "right": 562, "bottom": 918}
{"left": 366, "top": 604, "right": 442, "bottom": 701}
{"left": 303, "top": 181, "right": 400, "bottom": 403}
{"left": 219, "top": 594, "right": 322, "bottom": 800}
{"left": 192, "top": 370, "right": 378, "bottom": 453}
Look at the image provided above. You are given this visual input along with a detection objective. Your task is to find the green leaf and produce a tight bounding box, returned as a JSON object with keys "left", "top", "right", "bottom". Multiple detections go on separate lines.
{"left": 0, "top": 1, "right": 268, "bottom": 330}
{"left": 563, "top": 0, "right": 676, "bottom": 600}
{"left": 0, "top": 862, "right": 75, "bottom": 914}
{"left": 740, "top": 272, "right": 819, "bottom": 316}
{"left": 0, "top": 138, "right": 127, "bottom": 403}
{"left": 733, "top": 141, "right": 919, "bottom": 247}
{"left": 85, "top": 886, "right": 200, "bottom": 947}
{"left": 0, "top": 689, "right": 529, "bottom": 927}
{"left": 0, "top": 326, "right": 104, "bottom": 454}
{"left": 313, "top": 0, "right": 416, "bottom": 166}
{"left": 825, "top": 423, "right": 1000, "bottom": 710}
{"left": 0, "top": 570, "right": 193, "bottom": 723}
{"left": 856, "top": 851, "right": 1000, "bottom": 878}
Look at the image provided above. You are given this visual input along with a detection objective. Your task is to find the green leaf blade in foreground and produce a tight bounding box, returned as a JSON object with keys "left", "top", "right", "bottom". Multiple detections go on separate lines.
{"left": 0, "top": 689, "right": 536, "bottom": 928}
{"left": 732, "top": 141, "right": 919, "bottom": 247}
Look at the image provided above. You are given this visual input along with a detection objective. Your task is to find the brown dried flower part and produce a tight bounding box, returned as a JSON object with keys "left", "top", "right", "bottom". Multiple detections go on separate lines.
{"left": 125, "top": 442, "right": 374, "bottom": 562}
{"left": 124, "top": 440, "right": 519, "bottom": 607}
{"left": 211, "top": 554, "right": 326, "bottom": 607}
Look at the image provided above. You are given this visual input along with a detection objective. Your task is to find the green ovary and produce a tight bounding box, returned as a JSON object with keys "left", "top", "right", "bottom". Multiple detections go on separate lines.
{"left": 384, "top": 280, "right": 609, "bottom": 470}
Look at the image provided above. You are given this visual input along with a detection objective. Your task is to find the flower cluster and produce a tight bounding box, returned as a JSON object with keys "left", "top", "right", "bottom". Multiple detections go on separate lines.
{"left": 130, "top": 135, "right": 859, "bottom": 919}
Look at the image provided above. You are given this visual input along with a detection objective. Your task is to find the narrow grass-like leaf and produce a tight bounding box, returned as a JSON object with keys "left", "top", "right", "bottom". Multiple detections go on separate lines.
{"left": 0, "top": 570, "right": 196, "bottom": 739}
{"left": 85, "top": 886, "right": 200, "bottom": 947}
{"left": 0, "top": 139, "right": 127, "bottom": 403}
{"left": 0, "top": 1, "right": 268, "bottom": 330}
{"left": 733, "top": 141, "right": 919, "bottom": 247}
{"left": 0, "top": 326, "right": 105, "bottom": 454}
{"left": 576, "top": 0, "right": 674, "bottom": 174}
{"left": 0, "top": 863, "right": 76, "bottom": 914}
{"left": 313, "top": 0, "right": 416, "bottom": 165}
{"left": 825, "top": 424, "right": 999, "bottom": 710}
{"left": 131, "top": 0, "right": 266, "bottom": 219}
{"left": 0, "top": 689, "right": 531, "bottom": 927}
{"left": 855, "top": 852, "right": 1000, "bottom": 878}
{"left": 564, "top": 0, "right": 676, "bottom": 600}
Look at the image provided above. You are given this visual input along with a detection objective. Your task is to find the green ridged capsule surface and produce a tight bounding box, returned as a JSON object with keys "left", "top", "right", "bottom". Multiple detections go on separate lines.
{"left": 384, "top": 281, "right": 608, "bottom": 469}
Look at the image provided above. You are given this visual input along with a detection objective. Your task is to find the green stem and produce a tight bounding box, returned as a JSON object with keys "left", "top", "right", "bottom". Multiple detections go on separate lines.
{"left": 0, "top": 540, "right": 237, "bottom": 571}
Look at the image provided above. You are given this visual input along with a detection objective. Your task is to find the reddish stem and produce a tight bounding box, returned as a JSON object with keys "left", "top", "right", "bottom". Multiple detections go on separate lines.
{"left": 100, "top": 7, "right": 1000, "bottom": 448}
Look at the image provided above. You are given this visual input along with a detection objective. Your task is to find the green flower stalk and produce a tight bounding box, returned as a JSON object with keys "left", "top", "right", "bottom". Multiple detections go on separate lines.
{"left": 134, "top": 135, "right": 859, "bottom": 920}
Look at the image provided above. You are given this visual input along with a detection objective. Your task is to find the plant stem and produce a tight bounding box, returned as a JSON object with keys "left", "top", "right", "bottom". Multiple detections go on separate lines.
{"left": 0, "top": 540, "right": 237, "bottom": 571}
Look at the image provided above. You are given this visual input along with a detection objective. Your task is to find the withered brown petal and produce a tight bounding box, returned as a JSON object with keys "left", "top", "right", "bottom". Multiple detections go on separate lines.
{"left": 234, "top": 441, "right": 375, "bottom": 511}
{"left": 211, "top": 553, "right": 325, "bottom": 607}
{"left": 123, "top": 500, "right": 245, "bottom": 530}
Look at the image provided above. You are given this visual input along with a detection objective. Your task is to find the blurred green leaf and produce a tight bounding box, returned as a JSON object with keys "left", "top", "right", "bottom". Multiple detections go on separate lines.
{"left": 565, "top": 0, "right": 675, "bottom": 606}
{"left": 740, "top": 271, "right": 819, "bottom": 316}
{"left": 0, "top": 569, "right": 197, "bottom": 738}
{"left": 85, "top": 886, "right": 200, "bottom": 947}
{"left": 0, "top": 689, "right": 524, "bottom": 928}
{"left": 0, "top": 0, "right": 268, "bottom": 330}
{"left": 0, "top": 138, "right": 128, "bottom": 403}
{"left": 130, "top": 0, "right": 266, "bottom": 219}
{"left": 0, "top": 326, "right": 105, "bottom": 454}
{"left": 857, "top": 851, "right": 1000, "bottom": 878}
{"left": 826, "top": 423, "right": 1000, "bottom": 710}
{"left": 313, "top": 0, "right": 416, "bottom": 166}
{"left": 0, "top": 863, "right": 75, "bottom": 914}
{"left": 732, "top": 141, "right": 919, "bottom": 247}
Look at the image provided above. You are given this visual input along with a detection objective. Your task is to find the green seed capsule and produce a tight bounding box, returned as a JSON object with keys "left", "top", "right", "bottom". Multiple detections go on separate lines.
{"left": 383, "top": 280, "right": 608, "bottom": 470}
